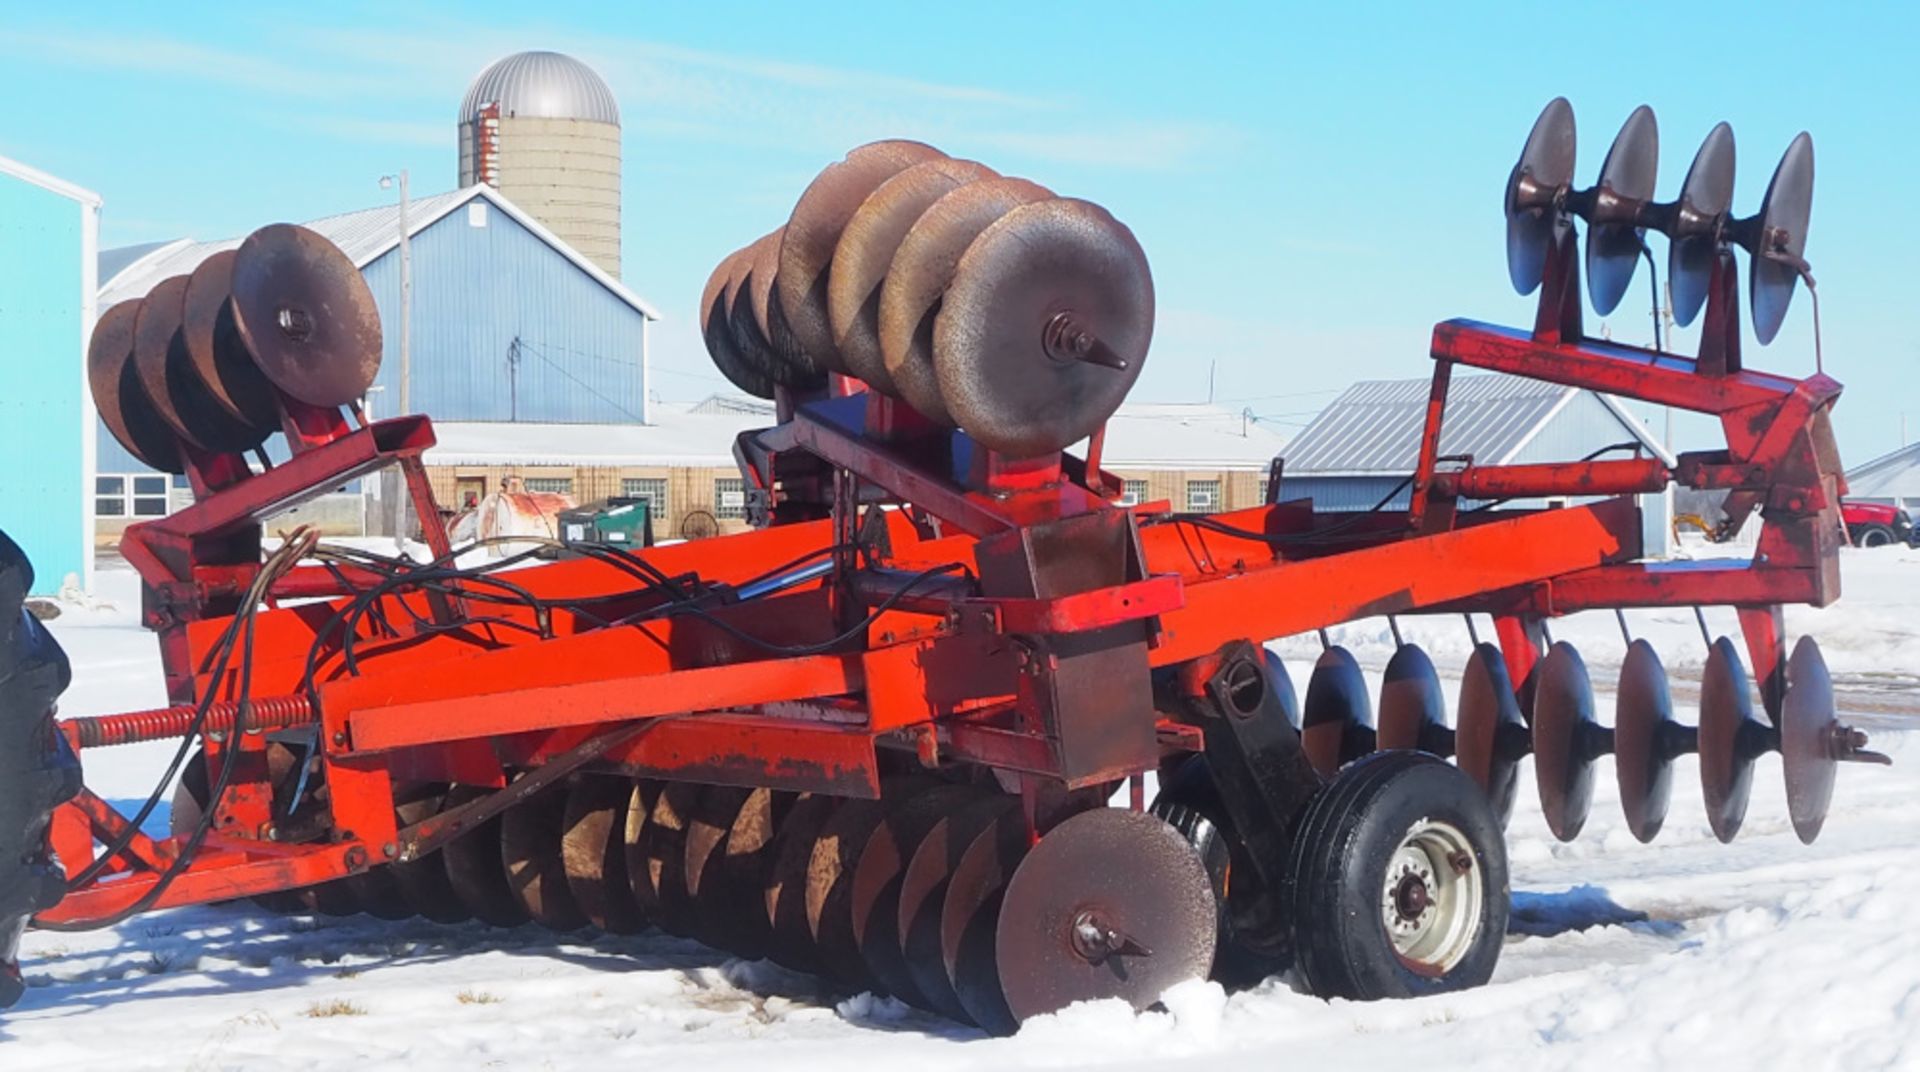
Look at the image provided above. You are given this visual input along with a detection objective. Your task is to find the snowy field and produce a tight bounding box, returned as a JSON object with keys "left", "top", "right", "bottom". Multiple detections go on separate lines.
{"left": 7, "top": 547, "right": 1920, "bottom": 1070}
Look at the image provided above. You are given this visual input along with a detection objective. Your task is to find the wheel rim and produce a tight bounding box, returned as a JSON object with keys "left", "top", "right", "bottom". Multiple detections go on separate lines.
{"left": 1379, "top": 818, "right": 1483, "bottom": 974}
{"left": 1863, "top": 528, "right": 1890, "bottom": 547}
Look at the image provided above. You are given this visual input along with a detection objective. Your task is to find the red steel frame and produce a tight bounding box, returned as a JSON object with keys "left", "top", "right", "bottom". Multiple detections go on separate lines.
{"left": 36, "top": 237, "right": 1845, "bottom": 925}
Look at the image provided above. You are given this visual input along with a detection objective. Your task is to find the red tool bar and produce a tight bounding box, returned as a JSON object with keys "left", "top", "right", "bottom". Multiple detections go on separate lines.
{"left": 1438, "top": 457, "right": 1671, "bottom": 500}
{"left": 37, "top": 839, "right": 364, "bottom": 923}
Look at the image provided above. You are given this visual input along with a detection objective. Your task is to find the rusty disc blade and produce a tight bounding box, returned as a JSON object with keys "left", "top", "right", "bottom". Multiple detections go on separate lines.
{"left": 941, "top": 802, "right": 1030, "bottom": 1035}
{"left": 131, "top": 275, "right": 209, "bottom": 447}
{"left": 994, "top": 808, "right": 1215, "bottom": 1033}
{"left": 748, "top": 230, "right": 828, "bottom": 390}
{"left": 90, "top": 299, "right": 185, "bottom": 473}
{"left": 829, "top": 158, "right": 998, "bottom": 395}
{"left": 440, "top": 784, "right": 532, "bottom": 928}
{"left": 1301, "top": 646, "right": 1376, "bottom": 777}
{"left": 561, "top": 775, "right": 647, "bottom": 934}
{"left": 898, "top": 794, "right": 1015, "bottom": 1023}
{"left": 1749, "top": 132, "right": 1814, "bottom": 346}
{"left": 1506, "top": 97, "right": 1577, "bottom": 295}
{"left": 851, "top": 784, "right": 982, "bottom": 1005}
{"left": 1698, "top": 637, "right": 1761, "bottom": 843}
{"left": 778, "top": 140, "right": 945, "bottom": 373}
{"left": 1613, "top": 639, "right": 1679, "bottom": 843}
{"left": 392, "top": 784, "right": 474, "bottom": 924}
{"left": 1781, "top": 636, "right": 1838, "bottom": 844}
{"left": 1454, "top": 643, "right": 1527, "bottom": 827}
{"left": 692, "top": 787, "right": 793, "bottom": 960}
{"left": 620, "top": 780, "right": 664, "bottom": 916}
{"left": 1531, "top": 641, "right": 1602, "bottom": 841}
{"left": 764, "top": 793, "right": 841, "bottom": 974}
{"left": 343, "top": 864, "right": 414, "bottom": 921}
{"left": 502, "top": 784, "right": 590, "bottom": 930}
{"left": 296, "top": 879, "right": 363, "bottom": 917}
{"left": 231, "top": 223, "right": 383, "bottom": 407}
{"left": 1377, "top": 644, "right": 1451, "bottom": 755}
{"left": 640, "top": 781, "right": 703, "bottom": 936}
{"left": 700, "top": 247, "right": 777, "bottom": 399}
{"left": 182, "top": 250, "right": 284, "bottom": 435}
{"left": 804, "top": 795, "right": 896, "bottom": 987}
{"left": 682, "top": 784, "right": 755, "bottom": 950}
{"left": 1585, "top": 105, "right": 1659, "bottom": 317}
{"left": 879, "top": 177, "right": 1055, "bottom": 424}
{"left": 1668, "top": 122, "right": 1736, "bottom": 328}
{"left": 934, "top": 197, "right": 1154, "bottom": 458}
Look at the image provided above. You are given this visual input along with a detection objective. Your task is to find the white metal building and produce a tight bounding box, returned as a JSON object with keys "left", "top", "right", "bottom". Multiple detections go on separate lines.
{"left": 1846, "top": 443, "right": 1920, "bottom": 512}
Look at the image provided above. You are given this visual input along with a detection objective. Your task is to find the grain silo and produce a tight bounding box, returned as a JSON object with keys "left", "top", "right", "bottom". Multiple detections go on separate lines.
{"left": 459, "top": 50, "right": 623, "bottom": 277}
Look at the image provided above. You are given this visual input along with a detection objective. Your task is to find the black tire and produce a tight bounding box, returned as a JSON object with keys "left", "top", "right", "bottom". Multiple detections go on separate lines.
{"left": 1853, "top": 523, "right": 1896, "bottom": 548}
{"left": 1285, "top": 750, "right": 1507, "bottom": 1000}
{"left": 1151, "top": 756, "right": 1291, "bottom": 988}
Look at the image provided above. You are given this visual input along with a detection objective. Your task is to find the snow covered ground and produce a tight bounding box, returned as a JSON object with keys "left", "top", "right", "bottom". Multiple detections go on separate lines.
{"left": 6, "top": 547, "right": 1920, "bottom": 1070}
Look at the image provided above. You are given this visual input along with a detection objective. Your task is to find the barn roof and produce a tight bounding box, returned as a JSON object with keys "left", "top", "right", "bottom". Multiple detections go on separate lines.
{"left": 1847, "top": 441, "right": 1920, "bottom": 499}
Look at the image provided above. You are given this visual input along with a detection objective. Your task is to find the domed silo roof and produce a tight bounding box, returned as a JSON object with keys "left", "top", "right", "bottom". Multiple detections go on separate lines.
{"left": 460, "top": 50, "right": 620, "bottom": 125}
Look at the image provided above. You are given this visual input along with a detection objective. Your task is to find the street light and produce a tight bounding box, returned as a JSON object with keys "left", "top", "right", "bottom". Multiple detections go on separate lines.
{"left": 378, "top": 170, "right": 412, "bottom": 550}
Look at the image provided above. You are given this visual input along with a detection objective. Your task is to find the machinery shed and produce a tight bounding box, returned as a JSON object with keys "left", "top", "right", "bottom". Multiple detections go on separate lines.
{"left": 1278, "top": 372, "right": 1674, "bottom": 556}
{"left": 1846, "top": 442, "right": 1920, "bottom": 513}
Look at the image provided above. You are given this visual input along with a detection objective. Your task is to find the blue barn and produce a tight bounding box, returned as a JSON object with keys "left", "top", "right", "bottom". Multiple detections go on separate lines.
{"left": 1, "top": 155, "right": 100, "bottom": 593}
{"left": 94, "top": 185, "right": 660, "bottom": 536}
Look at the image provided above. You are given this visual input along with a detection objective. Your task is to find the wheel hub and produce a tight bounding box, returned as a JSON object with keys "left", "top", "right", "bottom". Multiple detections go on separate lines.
{"left": 1379, "top": 818, "right": 1484, "bottom": 974}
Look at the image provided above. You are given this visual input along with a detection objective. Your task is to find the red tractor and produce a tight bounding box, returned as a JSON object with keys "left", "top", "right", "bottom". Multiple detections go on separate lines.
{"left": 1839, "top": 499, "right": 1913, "bottom": 547}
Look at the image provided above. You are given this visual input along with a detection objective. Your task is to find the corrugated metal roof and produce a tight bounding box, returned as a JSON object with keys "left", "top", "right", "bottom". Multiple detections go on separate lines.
{"left": 96, "top": 186, "right": 659, "bottom": 319}
{"left": 461, "top": 51, "right": 620, "bottom": 125}
{"left": 1284, "top": 373, "right": 1580, "bottom": 476}
{"left": 1848, "top": 442, "right": 1920, "bottom": 498}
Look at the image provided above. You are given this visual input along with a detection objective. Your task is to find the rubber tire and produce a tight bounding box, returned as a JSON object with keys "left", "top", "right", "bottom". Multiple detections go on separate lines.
{"left": 1285, "top": 750, "right": 1507, "bottom": 1001}
{"left": 1853, "top": 523, "right": 1895, "bottom": 548}
{"left": 1151, "top": 756, "right": 1291, "bottom": 988}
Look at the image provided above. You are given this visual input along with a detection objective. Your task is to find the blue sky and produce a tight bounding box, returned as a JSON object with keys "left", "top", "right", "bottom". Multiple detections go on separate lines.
{"left": 3, "top": 2, "right": 1914, "bottom": 461}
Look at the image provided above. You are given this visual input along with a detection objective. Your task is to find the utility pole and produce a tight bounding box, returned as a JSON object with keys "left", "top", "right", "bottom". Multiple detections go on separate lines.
{"left": 380, "top": 170, "right": 413, "bottom": 551}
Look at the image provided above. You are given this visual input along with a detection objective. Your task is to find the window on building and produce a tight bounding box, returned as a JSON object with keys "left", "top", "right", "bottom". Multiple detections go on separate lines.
{"left": 523, "top": 477, "right": 574, "bottom": 496}
{"left": 1186, "top": 479, "right": 1222, "bottom": 513}
{"left": 1119, "top": 479, "right": 1149, "bottom": 507}
{"left": 714, "top": 478, "right": 747, "bottom": 520}
{"left": 96, "top": 475, "right": 170, "bottom": 519}
{"left": 621, "top": 477, "right": 668, "bottom": 519}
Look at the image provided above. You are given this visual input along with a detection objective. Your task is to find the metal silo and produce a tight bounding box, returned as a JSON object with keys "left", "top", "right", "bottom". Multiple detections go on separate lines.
{"left": 459, "top": 51, "right": 622, "bottom": 278}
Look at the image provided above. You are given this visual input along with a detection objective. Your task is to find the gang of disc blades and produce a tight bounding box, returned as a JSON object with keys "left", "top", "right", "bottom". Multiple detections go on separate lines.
{"left": 1667, "top": 122, "right": 1736, "bottom": 327}
{"left": 181, "top": 250, "right": 283, "bottom": 433}
{"left": 1780, "top": 636, "right": 1839, "bottom": 844}
{"left": 994, "top": 808, "right": 1216, "bottom": 1032}
{"left": 747, "top": 229, "right": 828, "bottom": 390}
{"left": 439, "top": 784, "right": 533, "bottom": 927}
{"left": 1698, "top": 636, "right": 1761, "bottom": 843}
{"left": 1454, "top": 642, "right": 1526, "bottom": 827}
{"left": 1747, "top": 132, "right": 1814, "bottom": 345}
{"left": 849, "top": 784, "right": 979, "bottom": 1007}
{"left": 934, "top": 197, "right": 1154, "bottom": 458}
{"left": 1505, "top": 97, "right": 1577, "bottom": 295}
{"left": 777, "top": 139, "right": 945, "bottom": 372}
{"left": 898, "top": 794, "right": 1015, "bottom": 1024}
{"left": 828, "top": 157, "right": 998, "bottom": 395}
{"left": 89, "top": 299, "right": 184, "bottom": 473}
{"left": 878, "top": 176, "right": 1055, "bottom": 424}
{"left": 391, "top": 785, "right": 474, "bottom": 924}
{"left": 561, "top": 776, "right": 647, "bottom": 934}
{"left": 940, "top": 802, "right": 1029, "bottom": 1035}
{"left": 1531, "top": 641, "right": 1602, "bottom": 841}
{"left": 699, "top": 248, "right": 777, "bottom": 399}
{"left": 1376, "top": 643, "right": 1449, "bottom": 754}
{"left": 230, "top": 223, "right": 383, "bottom": 407}
{"left": 1584, "top": 105, "right": 1659, "bottom": 316}
{"left": 1301, "top": 645, "right": 1376, "bottom": 777}
{"left": 1613, "top": 639, "right": 1680, "bottom": 843}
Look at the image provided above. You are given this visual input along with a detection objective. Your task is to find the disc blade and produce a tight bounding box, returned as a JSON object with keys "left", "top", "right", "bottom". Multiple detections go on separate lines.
{"left": 994, "top": 809, "right": 1216, "bottom": 1033}
{"left": 439, "top": 784, "right": 531, "bottom": 928}
{"left": 1781, "top": 636, "right": 1838, "bottom": 844}
{"left": 1455, "top": 643, "right": 1526, "bottom": 827}
{"left": 1531, "top": 641, "right": 1602, "bottom": 841}
{"left": 1301, "top": 646, "right": 1376, "bottom": 777}
{"left": 640, "top": 781, "right": 701, "bottom": 936}
{"left": 130, "top": 276, "right": 208, "bottom": 447}
{"left": 700, "top": 247, "right": 777, "bottom": 399}
{"left": 746, "top": 229, "right": 828, "bottom": 389}
{"left": 182, "top": 250, "right": 284, "bottom": 435}
{"left": 1699, "top": 637, "right": 1760, "bottom": 843}
{"left": 941, "top": 803, "right": 1030, "bottom": 1035}
{"left": 1585, "top": 105, "right": 1659, "bottom": 316}
{"left": 778, "top": 140, "right": 946, "bottom": 372}
{"left": 934, "top": 197, "right": 1154, "bottom": 459}
{"left": 561, "top": 775, "right": 647, "bottom": 934}
{"left": 828, "top": 158, "right": 997, "bottom": 395}
{"left": 1506, "top": 97, "right": 1577, "bottom": 295}
{"left": 89, "top": 299, "right": 184, "bottom": 473}
{"left": 231, "top": 223, "right": 383, "bottom": 407}
{"left": 683, "top": 784, "right": 757, "bottom": 951}
{"left": 501, "top": 784, "right": 589, "bottom": 930}
{"left": 694, "top": 787, "right": 792, "bottom": 960}
{"left": 850, "top": 784, "right": 980, "bottom": 1005}
{"left": 1668, "top": 122, "right": 1736, "bottom": 327}
{"left": 1262, "top": 649, "right": 1302, "bottom": 731}
{"left": 391, "top": 784, "right": 473, "bottom": 924}
{"left": 764, "top": 793, "right": 841, "bottom": 974}
{"left": 620, "top": 780, "right": 664, "bottom": 917}
{"left": 1377, "top": 644, "right": 1449, "bottom": 754}
{"left": 343, "top": 863, "right": 414, "bottom": 921}
{"left": 1614, "top": 639, "right": 1679, "bottom": 843}
{"left": 805, "top": 792, "right": 903, "bottom": 988}
{"left": 898, "top": 794, "right": 1014, "bottom": 1023}
{"left": 1749, "top": 132, "right": 1814, "bottom": 345}
{"left": 878, "top": 177, "right": 1055, "bottom": 424}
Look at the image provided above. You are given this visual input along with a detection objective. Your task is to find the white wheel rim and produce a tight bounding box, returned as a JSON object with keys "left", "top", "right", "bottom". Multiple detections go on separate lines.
{"left": 1379, "top": 817, "right": 1484, "bottom": 974}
